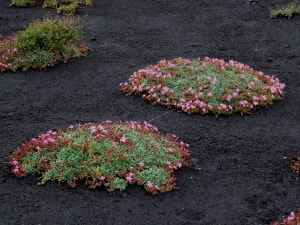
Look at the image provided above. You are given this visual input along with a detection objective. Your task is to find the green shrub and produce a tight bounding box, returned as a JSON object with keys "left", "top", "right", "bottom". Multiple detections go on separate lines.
{"left": 11, "top": 0, "right": 35, "bottom": 7}
{"left": 7, "top": 121, "right": 190, "bottom": 195}
{"left": 270, "top": 0, "right": 300, "bottom": 19}
{"left": 0, "top": 18, "right": 89, "bottom": 72}
{"left": 121, "top": 58, "right": 286, "bottom": 115}
{"left": 14, "top": 18, "right": 80, "bottom": 53}
{"left": 43, "top": 0, "right": 58, "bottom": 8}
{"left": 57, "top": 3, "right": 78, "bottom": 15}
{"left": 11, "top": 0, "right": 93, "bottom": 14}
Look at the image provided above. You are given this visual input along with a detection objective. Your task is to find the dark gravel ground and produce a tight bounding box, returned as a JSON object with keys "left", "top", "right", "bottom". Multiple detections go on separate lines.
{"left": 0, "top": 0, "right": 299, "bottom": 224}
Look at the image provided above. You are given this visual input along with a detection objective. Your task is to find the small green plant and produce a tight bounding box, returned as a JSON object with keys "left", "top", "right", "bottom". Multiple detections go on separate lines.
{"left": 271, "top": 210, "right": 300, "bottom": 225}
{"left": 11, "top": 0, "right": 35, "bottom": 7}
{"left": 7, "top": 121, "right": 190, "bottom": 195}
{"left": 43, "top": 0, "right": 58, "bottom": 8}
{"left": 120, "top": 58, "right": 285, "bottom": 115}
{"left": 0, "top": 18, "right": 89, "bottom": 72}
{"left": 11, "top": 0, "right": 93, "bottom": 15}
{"left": 57, "top": 3, "right": 78, "bottom": 15}
{"left": 270, "top": 0, "right": 300, "bottom": 19}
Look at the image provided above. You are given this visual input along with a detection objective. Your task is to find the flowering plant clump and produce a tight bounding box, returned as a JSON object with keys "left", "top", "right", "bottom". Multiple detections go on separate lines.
{"left": 11, "top": 0, "right": 93, "bottom": 15}
{"left": 0, "top": 18, "right": 89, "bottom": 72}
{"left": 7, "top": 121, "right": 190, "bottom": 195}
{"left": 120, "top": 58, "right": 286, "bottom": 115}
{"left": 271, "top": 210, "right": 300, "bottom": 225}
{"left": 292, "top": 157, "right": 300, "bottom": 174}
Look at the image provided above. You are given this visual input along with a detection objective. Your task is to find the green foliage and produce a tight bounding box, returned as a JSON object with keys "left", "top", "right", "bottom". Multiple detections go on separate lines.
{"left": 14, "top": 18, "right": 79, "bottom": 53}
{"left": 11, "top": 0, "right": 93, "bottom": 15}
{"left": 8, "top": 121, "right": 190, "bottom": 195}
{"left": 11, "top": 0, "right": 35, "bottom": 7}
{"left": 270, "top": 0, "right": 300, "bottom": 19}
{"left": 0, "top": 18, "right": 89, "bottom": 72}
{"left": 57, "top": 3, "right": 78, "bottom": 15}
{"left": 105, "top": 178, "right": 128, "bottom": 192}
{"left": 43, "top": 0, "right": 58, "bottom": 8}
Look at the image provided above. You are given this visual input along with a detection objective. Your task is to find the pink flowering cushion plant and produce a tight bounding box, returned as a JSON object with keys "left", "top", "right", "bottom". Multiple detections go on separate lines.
{"left": 7, "top": 121, "right": 190, "bottom": 195}
{"left": 120, "top": 58, "right": 286, "bottom": 115}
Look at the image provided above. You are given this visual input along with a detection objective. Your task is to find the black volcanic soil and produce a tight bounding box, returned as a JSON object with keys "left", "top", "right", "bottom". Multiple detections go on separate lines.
{"left": 0, "top": 0, "right": 299, "bottom": 224}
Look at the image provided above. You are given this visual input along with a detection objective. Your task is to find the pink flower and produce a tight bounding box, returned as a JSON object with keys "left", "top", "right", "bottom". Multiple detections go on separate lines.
{"left": 168, "top": 148, "right": 174, "bottom": 152}
{"left": 162, "top": 87, "right": 169, "bottom": 93}
{"left": 270, "top": 86, "right": 277, "bottom": 93}
{"left": 126, "top": 176, "right": 133, "bottom": 182}
{"left": 211, "top": 78, "right": 217, "bottom": 85}
{"left": 220, "top": 104, "right": 227, "bottom": 109}
{"left": 12, "top": 168, "right": 19, "bottom": 174}
{"left": 287, "top": 212, "right": 295, "bottom": 221}
{"left": 69, "top": 125, "right": 74, "bottom": 129}
{"left": 138, "top": 162, "right": 144, "bottom": 167}
{"left": 226, "top": 95, "right": 232, "bottom": 101}
{"left": 240, "top": 74, "right": 245, "bottom": 79}
{"left": 90, "top": 126, "right": 97, "bottom": 133}
{"left": 36, "top": 146, "right": 41, "bottom": 151}
{"left": 111, "top": 142, "right": 118, "bottom": 147}
{"left": 147, "top": 181, "right": 153, "bottom": 188}
{"left": 261, "top": 95, "right": 267, "bottom": 101}
{"left": 120, "top": 136, "right": 128, "bottom": 143}
{"left": 128, "top": 172, "right": 134, "bottom": 177}
{"left": 99, "top": 176, "right": 106, "bottom": 181}
{"left": 11, "top": 160, "right": 19, "bottom": 166}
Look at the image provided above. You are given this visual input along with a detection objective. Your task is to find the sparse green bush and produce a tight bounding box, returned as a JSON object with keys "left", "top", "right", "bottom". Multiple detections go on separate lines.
{"left": 57, "top": 3, "right": 78, "bottom": 15}
{"left": 11, "top": 0, "right": 35, "bottom": 7}
{"left": 0, "top": 18, "right": 89, "bottom": 72}
{"left": 7, "top": 121, "right": 190, "bottom": 195}
{"left": 270, "top": 0, "right": 300, "bottom": 19}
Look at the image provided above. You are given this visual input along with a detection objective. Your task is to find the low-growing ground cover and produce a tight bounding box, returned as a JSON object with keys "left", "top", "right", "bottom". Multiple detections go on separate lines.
{"left": 121, "top": 58, "right": 286, "bottom": 115}
{"left": 7, "top": 121, "right": 190, "bottom": 195}
{"left": 11, "top": 0, "right": 93, "bottom": 15}
{"left": 0, "top": 0, "right": 299, "bottom": 224}
{"left": 0, "top": 18, "right": 89, "bottom": 72}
